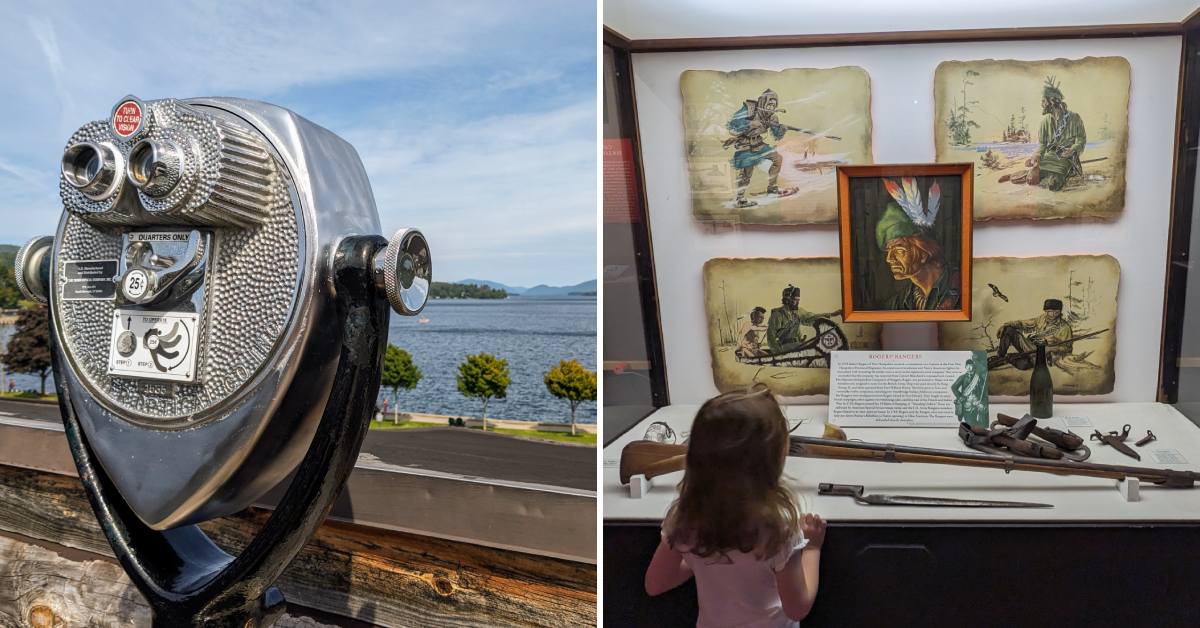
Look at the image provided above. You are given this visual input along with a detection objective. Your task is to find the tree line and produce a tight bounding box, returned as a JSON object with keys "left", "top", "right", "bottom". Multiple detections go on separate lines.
{"left": 380, "top": 345, "right": 597, "bottom": 436}
{"left": 0, "top": 299, "right": 599, "bottom": 434}
{"left": 428, "top": 282, "right": 508, "bottom": 300}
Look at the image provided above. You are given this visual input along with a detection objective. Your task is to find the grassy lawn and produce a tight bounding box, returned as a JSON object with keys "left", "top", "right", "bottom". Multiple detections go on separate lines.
{"left": 0, "top": 391, "right": 57, "bottom": 402}
{"left": 370, "top": 419, "right": 596, "bottom": 446}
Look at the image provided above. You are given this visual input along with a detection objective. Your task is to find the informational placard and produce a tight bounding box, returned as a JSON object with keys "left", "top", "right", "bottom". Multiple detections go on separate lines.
{"left": 108, "top": 310, "right": 200, "bottom": 382}
{"left": 829, "top": 350, "right": 987, "bottom": 427}
{"left": 62, "top": 260, "right": 117, "bottom": 300}
{"left": 603, "top": 138, "right": 640, "bottom": 224}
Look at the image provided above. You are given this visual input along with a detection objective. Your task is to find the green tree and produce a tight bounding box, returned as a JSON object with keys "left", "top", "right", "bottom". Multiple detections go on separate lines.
{"left": 3, "top": 305, "right": 51, "bottom": 394}
{"left": 380, "top": 344, "right": 422, "bottom": 424}
{"left": 456, "top": 353, "right": 509, "bottom": 431}
{"left": 0, "top": 263, "right": 21, "bottom": 309}
{"left": 543, "top": 359, "right": 596, "bottom": 436}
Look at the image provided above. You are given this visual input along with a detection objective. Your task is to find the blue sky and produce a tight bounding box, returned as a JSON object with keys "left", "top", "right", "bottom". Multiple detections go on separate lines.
{"left": 0, "top": 1, "right": 596, "bottom": 287}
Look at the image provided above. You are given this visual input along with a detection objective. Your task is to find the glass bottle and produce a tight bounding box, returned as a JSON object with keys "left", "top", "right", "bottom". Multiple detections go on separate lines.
{"left": 1029, "top": 342, "right": 1053, "bottom": 418}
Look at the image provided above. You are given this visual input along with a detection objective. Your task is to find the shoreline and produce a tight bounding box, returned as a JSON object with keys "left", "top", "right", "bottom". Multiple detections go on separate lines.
{"left": 375, "top": 410, "right": 598, "bottom": 434}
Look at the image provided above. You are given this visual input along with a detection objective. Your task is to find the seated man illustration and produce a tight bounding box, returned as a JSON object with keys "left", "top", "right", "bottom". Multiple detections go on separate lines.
{"left": 736, "top": 306, "right": 769, "bottom": 358}
{"left": 766, "top": 285, "right": 840, "bottom": 354}
{"left": 1004, "top": 76, "right": 1087, "bottom": 191}
{"left": 996, "top": 298, "right": 1074, "bottom": 369}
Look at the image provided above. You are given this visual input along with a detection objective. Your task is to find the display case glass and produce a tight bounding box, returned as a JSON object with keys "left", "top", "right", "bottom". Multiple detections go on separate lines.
{"left": 603, "top": 5, "right": 1200, "bottom": 625}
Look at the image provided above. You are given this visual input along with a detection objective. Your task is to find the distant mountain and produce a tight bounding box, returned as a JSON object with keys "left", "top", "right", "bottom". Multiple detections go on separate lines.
{"left": 522, "top": 279, "right": 597, "bottom": 298}
{"left": 457, "top": 278, "right": 527, "bottom": 295}
{"left": 455, "top": 277, "right": 597, "bottom": 298}
{"left": 0, "top": 244, "right": 17, "bottom": 268}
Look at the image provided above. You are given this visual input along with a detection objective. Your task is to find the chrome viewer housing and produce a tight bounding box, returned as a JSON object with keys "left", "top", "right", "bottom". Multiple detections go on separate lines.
{"left": 31, "top": 96, "right": 431, "bottom": 530}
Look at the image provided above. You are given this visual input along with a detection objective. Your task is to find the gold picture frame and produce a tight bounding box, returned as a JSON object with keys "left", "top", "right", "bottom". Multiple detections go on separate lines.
{"left": 836, "top": 163, "right": 973, "bottom": 322}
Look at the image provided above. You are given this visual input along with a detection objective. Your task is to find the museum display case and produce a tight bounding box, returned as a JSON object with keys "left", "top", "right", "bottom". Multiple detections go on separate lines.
{"left": 603, "top": 4, "right": 1200, "bottom": 626}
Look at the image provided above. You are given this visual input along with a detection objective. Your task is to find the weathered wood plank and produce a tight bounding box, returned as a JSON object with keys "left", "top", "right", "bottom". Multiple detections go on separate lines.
{"left": 0, "top": 465, "right": 596, "bottom": 627}
{"left": 0, "top": 533, "right": 336, "bottom": 627}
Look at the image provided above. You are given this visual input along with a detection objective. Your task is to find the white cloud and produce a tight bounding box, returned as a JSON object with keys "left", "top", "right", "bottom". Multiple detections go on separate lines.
{"left": 345, "top": 98, "right": 597, "bottom": 285}
{"left": 0, "top": 1, "right": 596, "bottom": 286}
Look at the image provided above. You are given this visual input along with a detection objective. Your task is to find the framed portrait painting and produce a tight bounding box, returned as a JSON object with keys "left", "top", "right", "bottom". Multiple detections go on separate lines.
{"left": 836, "top": 163, "right": 973, "bottom": 322}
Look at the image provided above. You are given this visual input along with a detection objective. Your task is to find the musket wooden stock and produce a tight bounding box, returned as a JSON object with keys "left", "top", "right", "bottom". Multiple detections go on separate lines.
{"left": 619, "top": 441, "right": 686, "bottom": 485}
{"left": 619, "top": 434, "right": 1200, "bottom": 488}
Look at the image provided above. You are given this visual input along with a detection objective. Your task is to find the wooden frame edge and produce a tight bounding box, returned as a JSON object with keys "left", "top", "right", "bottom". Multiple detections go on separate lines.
{"left": 604, "top": 26, "right": 633, "bottom": 50}
{"left": 836, "top": 163, "right": 974, "bottom": 323}
{"left": 618, "top": 22, "right": 1182, "bottom": 53}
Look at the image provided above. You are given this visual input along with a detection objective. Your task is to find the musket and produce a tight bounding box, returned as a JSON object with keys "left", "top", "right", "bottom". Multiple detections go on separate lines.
{"left": 781, "top": 125, "right": 841, "bottom": 141}
{"left": 722, "top": 123, "right": 842, "bottom": 148}
{"left": 619, "top": 423, "right": 1200, "bottom": 488}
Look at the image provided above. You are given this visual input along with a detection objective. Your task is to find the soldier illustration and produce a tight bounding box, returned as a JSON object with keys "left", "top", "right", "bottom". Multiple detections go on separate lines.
{"left": 724, "top": 89, "right": 795, "bottom": 208}
{"left": 735, "top": 306, "right": 769, "bottom": 358}
{"left": 1008, "top": 76, "right": 1087, "bottom": 190}
{"left": 875, "top": 178, "right": 960, "bottom": 310}
{"left": 766, "top": 285, "right": 841, "bottom": 354}
{"left": 995, "top": 298, "right": 1074, "bottom": 369}
{"left": 950, "top": 354, "right": 989, "bottom": 428}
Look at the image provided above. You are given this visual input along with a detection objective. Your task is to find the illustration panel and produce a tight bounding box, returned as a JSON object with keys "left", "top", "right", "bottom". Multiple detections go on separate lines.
{"left": 937, "top": 256, "right": 1120, "bottom": 395}
{"left": 681, "top": 67, "right": 873, "bottom": 225}
{"left": 838, "top": 164, "right": 972, "bottom": 322}
{"left": 703, "top": 257, "right": 883, "bottom": 396}
{"left": 934, "top": 57, "right": 1130, "bottom": 221}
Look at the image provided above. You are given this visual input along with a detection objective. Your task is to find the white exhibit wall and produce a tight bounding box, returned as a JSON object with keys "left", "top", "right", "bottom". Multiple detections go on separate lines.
{"left": 632, "top": 36, "right": 1182, "bottom": 406}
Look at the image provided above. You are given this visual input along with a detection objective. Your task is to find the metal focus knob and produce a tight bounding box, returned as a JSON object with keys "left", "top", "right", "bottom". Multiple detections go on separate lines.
{"left": 14, "top": 236, "right": 54, "bottom": 304}
{"left": 374, "top": 228, "right": 431, "bottom": 315}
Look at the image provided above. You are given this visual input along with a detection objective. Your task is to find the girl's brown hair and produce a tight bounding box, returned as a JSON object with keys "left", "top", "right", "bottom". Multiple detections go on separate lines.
{"left": 664, "top": 385, "right": 800, "bottom": 559}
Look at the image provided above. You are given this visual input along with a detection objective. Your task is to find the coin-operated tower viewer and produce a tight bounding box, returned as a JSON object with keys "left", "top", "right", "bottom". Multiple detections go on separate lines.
{"left": 15, "top": 95, "right": 431, "bottom": 626}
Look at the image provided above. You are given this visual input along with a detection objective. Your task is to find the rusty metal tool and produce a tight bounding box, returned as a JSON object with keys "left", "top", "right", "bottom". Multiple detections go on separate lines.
{"left": 817, "top": 483, "right": 1052, "bottom": 508}
{"left": 962, "top": 421, "right": 1064, "bottom": 460}
{"left": 996, "top": 413, "right": 1085, "bottom": 450}
{"left": 1091, "top": 425, "right": 1140, "bottom": 461}
{"left": 1136, "top": 430, "right": 1157, "bottom": 447}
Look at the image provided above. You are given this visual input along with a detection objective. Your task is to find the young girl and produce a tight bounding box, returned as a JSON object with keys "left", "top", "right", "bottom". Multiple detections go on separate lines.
{"left": 645, "top": 385, "right": 826, "bottom": 626}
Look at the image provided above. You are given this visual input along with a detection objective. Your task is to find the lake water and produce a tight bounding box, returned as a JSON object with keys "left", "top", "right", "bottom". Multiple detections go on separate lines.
{"left": 386, "top": 297, "right": 597, "bottom": 423}
{"left": 0, "top": 297, "right": 597, "bottom": 424}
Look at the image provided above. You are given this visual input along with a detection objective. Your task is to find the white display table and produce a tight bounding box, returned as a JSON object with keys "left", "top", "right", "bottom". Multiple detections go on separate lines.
{"left": 604, "top": 402, "right": 1200, "bottom": 522}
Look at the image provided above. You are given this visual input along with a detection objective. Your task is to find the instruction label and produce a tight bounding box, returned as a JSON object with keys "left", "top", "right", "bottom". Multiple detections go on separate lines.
{"left": 129, "top": 232, "right": 192, "bottom": 243}
{"left": 62, "top": 260, "right": 117, "bottom": 300}
{"left": 108, "top": 310, "right": 199, "bottom": 382}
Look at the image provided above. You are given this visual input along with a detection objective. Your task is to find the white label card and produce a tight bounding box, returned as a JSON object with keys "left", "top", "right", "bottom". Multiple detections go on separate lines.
{"left": 1063, "top": 416, "right": 1093, "bottom": 428}
{"left": 829, "top": 350, "right": 986, "bottom": 427}
{"left": 108, "top": 310, "right": 200, "bottom": 382}
{"left": 1150, "top": 449, "right": 1189, "bottom": 465}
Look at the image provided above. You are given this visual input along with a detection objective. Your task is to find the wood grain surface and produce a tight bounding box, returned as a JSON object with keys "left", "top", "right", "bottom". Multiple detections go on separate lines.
{"left": 0, "top": 465, "right": 596, "bottom": 627}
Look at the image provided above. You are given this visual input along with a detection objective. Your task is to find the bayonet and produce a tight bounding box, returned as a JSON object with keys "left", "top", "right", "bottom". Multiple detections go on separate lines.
{"left": 818, "top": 483, "right": 1052, "bottom": 508}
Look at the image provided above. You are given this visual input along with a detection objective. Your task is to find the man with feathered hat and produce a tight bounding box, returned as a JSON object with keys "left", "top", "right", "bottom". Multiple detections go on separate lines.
{"left": 725, "top": 88, "right": 792, "bottom": 208}
{"left": 875, "top": 178, "right": 960, "bottom": 310}
{"left": 1018, "top": 76, "right": 1087, "bottom": 190}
